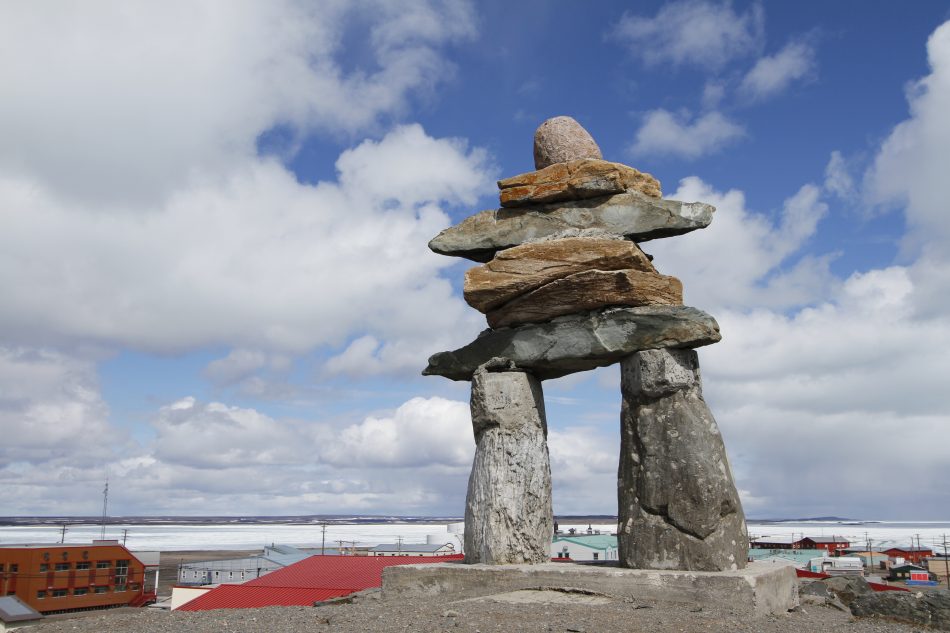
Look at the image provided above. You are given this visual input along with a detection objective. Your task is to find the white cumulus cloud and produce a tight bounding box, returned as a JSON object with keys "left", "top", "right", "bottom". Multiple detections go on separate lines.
{"left": 0, "top": 0, "right": 476, "bottom": 206}
{"left": 611, "top": 0, "right": 764, "bottom": 70}
{"left": 322, "top": 397, "right": 473, "bottom": 468}
{"left": 0, "top": 124, "right": 491, "bottom": 374}
{"left": 740, "top": 39, "right": 817, "bottom": 101}
{"left": 631, "top": 110, "right": 746, "bottom": 159}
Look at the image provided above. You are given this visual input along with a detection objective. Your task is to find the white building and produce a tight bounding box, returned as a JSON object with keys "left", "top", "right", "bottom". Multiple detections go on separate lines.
{"left": 177, "top": 545, "right": 311, "bottom": 585}
{"left": 808, "top": 556, "right": 865, "bottom": 576}
{"left": 369, "top": 543, "right": 455, "bottom": 557}
{"left": 552, "top": 534, "right": 618, "bottom": 562}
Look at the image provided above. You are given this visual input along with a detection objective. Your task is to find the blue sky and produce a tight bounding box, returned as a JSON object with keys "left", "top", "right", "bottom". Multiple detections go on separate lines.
{"left": 1, "top": 1, "right": 949, "bottom": 520}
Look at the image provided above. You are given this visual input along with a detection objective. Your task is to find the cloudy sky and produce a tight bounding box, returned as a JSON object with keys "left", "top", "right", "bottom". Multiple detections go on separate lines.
{"left": 1, "top": 1, "right": 948, "bottom": 521}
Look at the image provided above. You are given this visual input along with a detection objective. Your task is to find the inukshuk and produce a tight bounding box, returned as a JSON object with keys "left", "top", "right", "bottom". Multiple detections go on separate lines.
{"left": 424, "top": 116, "right": 748, "bottom": 571}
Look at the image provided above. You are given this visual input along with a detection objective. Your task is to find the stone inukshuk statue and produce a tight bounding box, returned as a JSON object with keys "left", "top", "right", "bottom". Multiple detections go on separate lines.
{"left": 424, "top": 116, "right": 748, "bottom": 571}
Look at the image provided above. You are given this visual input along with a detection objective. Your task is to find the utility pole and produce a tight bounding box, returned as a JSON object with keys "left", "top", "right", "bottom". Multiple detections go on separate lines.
{"left": 60, "top": 524, "right": 67, "bottom": 543}
{"left": 321, "top": 523, "right": 327, "bottom": 555}
{"left": 943, "top": 534, "right": 949, "bottom": 590}
{"left": 866, "top": 532, "right": 873, "bottom": 574}
{"left": 122, "top": 529, "right": 129, "bottom": 546}
{"left": 396, "top": 535, "right": 403, "bottom": 555}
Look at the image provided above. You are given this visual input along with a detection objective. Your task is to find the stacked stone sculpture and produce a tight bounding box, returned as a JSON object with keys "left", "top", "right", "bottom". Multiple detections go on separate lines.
{"left": 425, "top": 116, "right": 748, "bottom": 571}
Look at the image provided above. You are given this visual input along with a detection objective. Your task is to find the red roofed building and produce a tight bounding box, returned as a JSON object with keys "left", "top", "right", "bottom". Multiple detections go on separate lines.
{"left": 177, "top": 554, "right": 462, "bottom": 611}
{"left": 883, "top": 547, "right": 934, "bottom": 565}
{"left": 797, "top": 536, "right": 850, "bottom": 555}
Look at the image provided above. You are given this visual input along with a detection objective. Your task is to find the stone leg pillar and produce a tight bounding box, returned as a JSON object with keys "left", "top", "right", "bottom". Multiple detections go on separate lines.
{"left": 464, "top": 361, "right": 553, "bottom": 564}
{"left": 618, "top": 349, "right": 748, "bottom": 571}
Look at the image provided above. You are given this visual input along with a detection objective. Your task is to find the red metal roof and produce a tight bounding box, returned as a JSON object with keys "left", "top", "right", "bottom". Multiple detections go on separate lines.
{"left": 178, "top": 554, "right": 463, "bottom": 611}
{"left": 245, "top": 554, "right": 462, "bottom": 590}
{"left": 179, "top": 586, "right": 347, "bottom": 611}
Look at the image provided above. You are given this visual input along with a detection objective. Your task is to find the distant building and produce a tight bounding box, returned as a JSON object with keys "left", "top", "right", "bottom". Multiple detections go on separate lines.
{"left": 841, "top": 551, "right": 890, "bottom": 570}
{"left": 883, "top": 547, "right": 933, "bottom": 565}
{"left": 368, "top": 543, "right": 455, "bottom": 557}
{"left": 888, "top": 564, "right": 934, "bottom": 584}
{"left": 0, "top": 541, "right": 155, "bottom": 614}
{"left": 808, "top": 556, "right": 864, "bottom": 576}
{"left": 177, "top": 545, "right": 311, "bottom": 585}
{"left": 749, "top": 538, "right": 796, "bottom": 550}
{"left": 924, "top": 557, "right": 950, "bottom": 585}
{"left": 797, "top": 536, "right": 850, "bottom": 555}
{"left": 748, "top": 548, "right": 824, "bottom": 569}
{"left": 552, "top": 535, "right": 618, "bottom": 562}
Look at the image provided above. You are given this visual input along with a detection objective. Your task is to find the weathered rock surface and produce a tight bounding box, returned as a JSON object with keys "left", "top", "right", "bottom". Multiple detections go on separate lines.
{"left": 498, "top": 158, "right": 661, "bottom": 207}
{"left": 850, "top": 589, "right": 950, "bottom": 630}
{"left": 533, "top": 116, "right": 602, "bottom": 169}
{"left": 799, "top": 580, "right": 850, "bottom": 613}
{"left": 464, "top": 237, "right": 655, "bottom": 312}
{"left": 618, "top": 349, "right": 748, "bottom": 572}
{"left": 800, "top": 576, "right": 873, "bottom": 613}
{"left": 428, "top": 192, "right": 715, "bottom": 262}
{"left": 486, "top": 269, "right": 683, "bottom": 329}
{"left": 424, "top": 306, "right": 721, "bottom": 381}
{"left": 464, "top": 362, "right": 553, "bottom": 564}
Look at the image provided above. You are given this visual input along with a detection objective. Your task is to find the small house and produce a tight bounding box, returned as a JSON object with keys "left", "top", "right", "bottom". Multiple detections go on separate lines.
{"left": 888, "top": 564, "right": 935, "bottom": 584}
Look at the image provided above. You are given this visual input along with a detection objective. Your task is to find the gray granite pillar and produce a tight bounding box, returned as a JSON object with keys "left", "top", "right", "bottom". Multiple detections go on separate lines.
{"left": 618, "top": 348, "right": 748, "bottom": 571}
{"left": 464, "top": 361, "right": 553, "bottom": 564}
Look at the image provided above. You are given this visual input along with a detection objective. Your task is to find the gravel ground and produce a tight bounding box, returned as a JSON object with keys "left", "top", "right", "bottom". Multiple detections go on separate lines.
{"left": 32, "top": 589, "right": 925, "bottom": 633}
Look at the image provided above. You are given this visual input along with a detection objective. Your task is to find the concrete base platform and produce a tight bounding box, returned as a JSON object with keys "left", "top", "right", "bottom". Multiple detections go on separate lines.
{"left": 382, "top": 561, "right": 799, "bottom": 617}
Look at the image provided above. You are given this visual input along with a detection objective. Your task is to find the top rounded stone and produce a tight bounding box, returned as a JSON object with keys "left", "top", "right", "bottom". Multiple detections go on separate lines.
{"left": 533, "top": 116, "right": 603, "bottom": 170}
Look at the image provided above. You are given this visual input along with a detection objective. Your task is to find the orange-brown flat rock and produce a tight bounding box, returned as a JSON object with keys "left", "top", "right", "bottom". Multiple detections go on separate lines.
{"left": 464, "top": 237, "right": 655, "bottom": 313}
{"left": 486, "top": 269, "right": 683, "bottom": 329}
{"left": 498, "top": 158, "right": 661, "bottom": 208}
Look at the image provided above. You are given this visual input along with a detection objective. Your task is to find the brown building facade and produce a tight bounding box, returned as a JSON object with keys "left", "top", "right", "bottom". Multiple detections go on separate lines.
{"left": 0, "top": 541, "right": 154, "bottom": 614}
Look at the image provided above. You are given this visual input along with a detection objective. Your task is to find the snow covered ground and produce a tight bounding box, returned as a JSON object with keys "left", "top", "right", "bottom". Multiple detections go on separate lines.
{"left": 0, "top": 519, "right": 947, "bottom": 553}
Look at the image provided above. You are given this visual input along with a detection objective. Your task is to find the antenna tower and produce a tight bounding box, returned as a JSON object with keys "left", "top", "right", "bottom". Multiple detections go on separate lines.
{"left": 100, "top": 479, "right": 109, "bottom": 540}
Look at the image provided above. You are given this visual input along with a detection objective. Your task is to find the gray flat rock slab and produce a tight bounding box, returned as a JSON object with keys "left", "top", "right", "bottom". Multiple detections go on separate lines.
{"left": 381, "top": 561, "right": 799, "bottom": 618}
{"left": 424, "top": 306, "right": 721, "bottom": 381}
{"left": 429, "top": 191, "right": 715, "bottom": 262}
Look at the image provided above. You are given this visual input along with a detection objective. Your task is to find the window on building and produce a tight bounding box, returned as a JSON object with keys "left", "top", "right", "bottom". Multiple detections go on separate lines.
{"left": 37, "top": 591, "right": 46, "bottom": 599}
{"left": 9, "top": 564, "right": 17, "bottom": 573}
{"left": 55, "top": 562, "right": 71, "bottom": 571}
{"left": 115, "top": 584, "right": 127, "bottom": 592}
{"left": 593, "top": 553, "right": 599, "bottom": 560}
{"left": 94, "top": 586, "right": 108, "bottom": 594}
{"left": 74, "top": 587, "right": 89, "bottom": 596}
{"left": 51, "top": 589, "right": 68, "bottom": 598}
{"left": 76, "top": 562, "right": 90, "bottom": 570}
{"left": 114, "top": 559, "right": 129, "bottom": 589}
{"left": 39, "top": 564, "right": 49, "bottom": 572}
{"left": 96, "top": 561, "right": 111, "bottom": 569}
{"left": 0, "top": 564, "right": 4, "bottom": 572}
